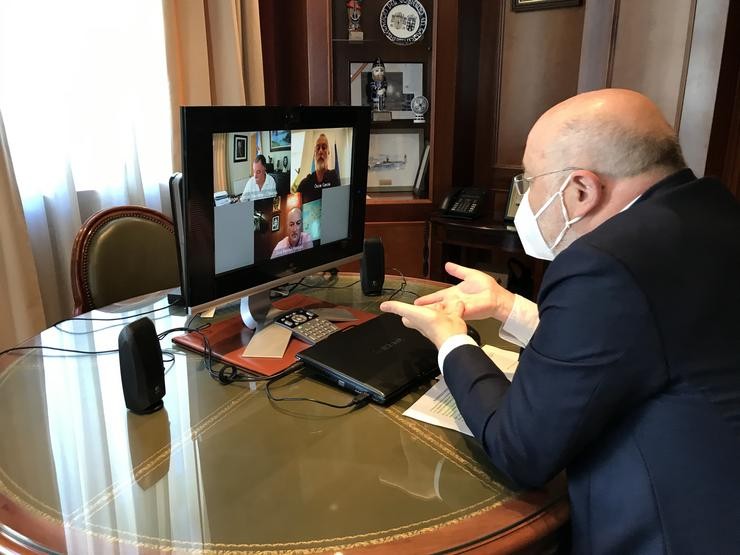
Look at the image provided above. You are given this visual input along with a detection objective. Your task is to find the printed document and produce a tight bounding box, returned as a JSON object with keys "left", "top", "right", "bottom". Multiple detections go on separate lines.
{"left": 403, "top": 344, "right": 519, "bottom": 435}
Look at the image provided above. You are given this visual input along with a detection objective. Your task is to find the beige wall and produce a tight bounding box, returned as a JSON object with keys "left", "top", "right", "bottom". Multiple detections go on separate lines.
{"left": 578, "top": 0, "right": 730, "bottom": 175}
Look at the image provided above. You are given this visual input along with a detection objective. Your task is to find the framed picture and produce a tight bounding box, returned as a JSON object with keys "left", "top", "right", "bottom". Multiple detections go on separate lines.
{"left": 350, "top": 62, "right": 423, "bottom": 120}
{"left": 233, "top": 135, "right": 248, "bottom": 162}
{"left": 504, "top": 180, "right": 524, "bottom": 222}
{"left": 367, "top": 128, "right": 423, "bottom": 192}
{"left": 412, "top": 143, "right": 430, "bottom": 198}
{"left": 511, "top": 0, "right": 581, "bottom": 12}
{"left": 272, "top": 195, "right": 281, "bottom": 212}
{"left": 271, "top": 214, "right": 280, "bottom": 232}
{"left": 270, "top": 130, "right": 291, "bottom": 151}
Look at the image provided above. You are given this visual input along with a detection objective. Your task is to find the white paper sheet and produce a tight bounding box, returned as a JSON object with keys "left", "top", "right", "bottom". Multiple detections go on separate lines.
{"left": 481, "top": 344, "right": 519, "bottom": 381}
{"left": 403, "top": 378, "right": 474, "bottom": 436}
{"left": 403, "top": 344, "right": 520, "bottom": 435}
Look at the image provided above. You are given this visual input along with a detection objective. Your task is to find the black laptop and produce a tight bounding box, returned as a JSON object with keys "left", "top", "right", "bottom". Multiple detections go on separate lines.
{"left": 296, "top": 313, "right": 439, "bottom": 405}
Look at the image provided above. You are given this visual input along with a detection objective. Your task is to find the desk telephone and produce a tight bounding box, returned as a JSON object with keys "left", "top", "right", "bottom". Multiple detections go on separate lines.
{"left": 440, "top": 187, "right": 486, "bottom": 219}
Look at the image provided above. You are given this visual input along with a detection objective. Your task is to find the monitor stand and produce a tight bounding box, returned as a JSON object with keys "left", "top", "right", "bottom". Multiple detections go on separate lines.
{"left": 240, "top": 291, "right": 273, "bottom": 330}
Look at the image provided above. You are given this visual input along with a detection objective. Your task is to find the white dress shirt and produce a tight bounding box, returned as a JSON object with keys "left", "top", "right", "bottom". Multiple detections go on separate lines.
{"left": 240, "top": 174, "right": 277, "bottom": 201}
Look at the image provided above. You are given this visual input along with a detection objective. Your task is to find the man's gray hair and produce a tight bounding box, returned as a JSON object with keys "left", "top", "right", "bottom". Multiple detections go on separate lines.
{"left": 547, "top": 115, "right": 686, "bottom": 178}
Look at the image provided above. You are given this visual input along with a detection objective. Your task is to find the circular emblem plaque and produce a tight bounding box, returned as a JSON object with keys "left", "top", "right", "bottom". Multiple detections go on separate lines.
{"left": 411, "top": 95, "right": 429, "bottom": 123}
{"left": 380, "top": 0, "right": 427, "bottom": 45}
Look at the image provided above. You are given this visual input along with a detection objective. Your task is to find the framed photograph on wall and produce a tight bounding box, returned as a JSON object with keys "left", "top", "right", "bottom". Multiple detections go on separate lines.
{"left": 350, "top": 62, "right": 423, "bottom": 120}
{"left": 511, "top": 0, "right": 581, "bottom": 12}
{"left": 271, "top": 214, "right": 280, "bottom": 232}
{"left": 367, "top": 128, "right": 424, "bottom": 192}
{"left": 504, "top": 180, "right": 524, "bottom": 222}
{"left": 233, "top": 135, "right": 248, "bottom": 162}
{"left": 270, "top": 130, "right": 291, "bottom": 151}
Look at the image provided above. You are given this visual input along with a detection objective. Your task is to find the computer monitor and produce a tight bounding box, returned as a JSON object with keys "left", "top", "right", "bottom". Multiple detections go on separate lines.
{"left": 175, "top": 105, "right": 371, "bottom": 328}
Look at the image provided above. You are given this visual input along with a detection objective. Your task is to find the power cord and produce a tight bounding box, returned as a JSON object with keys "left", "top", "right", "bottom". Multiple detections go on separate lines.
{"left": 0, "top": 345, "right": 119, "bottom": 358}
{"left": 383, "top": 267, "right": 420, "bottom": 301}
{"left": 0, "top": 320, "right": 198, "bottom": 368}
{"left": 52, "top": 301, "right": 181, "bottom": 332}
{"left": 154, "top": 325, "right": 300, "bottom": 386}
{"left": 265, "top": 371, "right": 371, "bottom": 409}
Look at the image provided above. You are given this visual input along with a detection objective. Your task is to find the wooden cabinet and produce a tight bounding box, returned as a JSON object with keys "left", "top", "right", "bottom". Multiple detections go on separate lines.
{"left": 330, "top": 0, "right": 446, "bottom": 277}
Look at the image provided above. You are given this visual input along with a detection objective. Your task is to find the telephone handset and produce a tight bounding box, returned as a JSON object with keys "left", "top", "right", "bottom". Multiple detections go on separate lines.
{"left": 440, "top": 187, "right": 486, "bottom": 219}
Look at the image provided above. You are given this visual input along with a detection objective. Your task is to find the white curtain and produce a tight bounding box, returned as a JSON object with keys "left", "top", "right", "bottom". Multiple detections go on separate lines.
{"left": 0, "top": 110, "right": 46, "bottom": 351}
{"left": 0, "top": 1, "right": 173, "bottom": 325}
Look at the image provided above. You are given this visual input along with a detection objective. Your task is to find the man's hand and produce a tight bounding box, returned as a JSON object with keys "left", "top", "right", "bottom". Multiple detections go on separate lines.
{"left": 415, "top": 262, "right": 516, "bottom": 322}
{"left": 379, "top": 299, "right": 468, "bottom": 349}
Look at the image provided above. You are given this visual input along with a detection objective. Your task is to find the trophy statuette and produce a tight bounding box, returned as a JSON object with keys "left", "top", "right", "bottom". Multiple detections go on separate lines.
{"left": 347, "top": 0, "right": 364, "bottom": 41}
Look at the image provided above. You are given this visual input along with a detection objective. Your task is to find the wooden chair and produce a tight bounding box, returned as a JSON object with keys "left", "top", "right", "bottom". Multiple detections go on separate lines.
{"left": 71, "top": 205, "right": 180, "bottom": 315}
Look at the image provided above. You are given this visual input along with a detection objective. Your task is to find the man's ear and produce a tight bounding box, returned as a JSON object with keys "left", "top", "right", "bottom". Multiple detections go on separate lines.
{"left": 569, "top": 171, "right": 603, "bottom": 217}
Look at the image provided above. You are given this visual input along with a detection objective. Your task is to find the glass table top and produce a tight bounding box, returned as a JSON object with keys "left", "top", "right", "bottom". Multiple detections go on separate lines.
{"left": 0, "top": 274, "right": 567, "bottom": 553}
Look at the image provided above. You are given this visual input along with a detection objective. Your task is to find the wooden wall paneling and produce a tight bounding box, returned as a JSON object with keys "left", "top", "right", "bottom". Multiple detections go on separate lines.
{"left": 472, "top": 0, "right": 500, "bottom": 186}
{"left": 259, "top": 0, "right": 309, "bottom": 106}
{"left": 306, "top": 0, "right": 333, "bottom": 106}
{"left": 609, "top": 0, "right": 695, "bottom": 129}
{"left": 577, "top": 0, "right": 619, "bottom": 92}
{"left": 706, "top": 0, "right": 740, "bottom": 196}
{"left": 365, "top": 200, "right": 433, "bottom": 222}
{"left": 496, "top": 5, "right": 585, "bottom": 167}
{"left": 678, "top": 0, "right": 730, "bottom": 175}
{"left": 451, "top": 0, "right": 483, "bottom": 188}
{"left": 472, "top": 0, "right": 508, "bottom": 209}
{"left": 578, "top": 0, "right": 731, "bottom": 177}
{"left": 429, "top": 0, "right": 460, "bottom": 207}
{"left": 471, "top": 1, "right": 584, "bottom": 215}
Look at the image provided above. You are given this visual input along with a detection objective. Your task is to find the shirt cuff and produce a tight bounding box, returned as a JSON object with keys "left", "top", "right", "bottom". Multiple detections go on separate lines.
{"left": 499, "top": 294, "right": 539, "bottom": 348}
{"left": 437, "top": 334, "right": 477, "bottom": 375}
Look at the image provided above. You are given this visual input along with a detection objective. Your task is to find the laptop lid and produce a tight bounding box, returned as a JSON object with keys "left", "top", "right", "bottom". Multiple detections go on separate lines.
{"left": 296, "top": 313, "right": 439, "bottom": 405}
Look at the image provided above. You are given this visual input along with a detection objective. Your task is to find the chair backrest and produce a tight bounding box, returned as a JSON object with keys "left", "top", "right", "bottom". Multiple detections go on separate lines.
{"left": 270, "top": 172, "right": 291, "bottom": 197}
{"left": 71, "top": 205, "right": 180, "bottom": 315}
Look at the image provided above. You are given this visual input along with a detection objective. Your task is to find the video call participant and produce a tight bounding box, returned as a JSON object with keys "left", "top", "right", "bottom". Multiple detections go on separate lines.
{"left": 296, "top": 133, "right": 340, "bottom": 202}
{"left": 270, "top": 206, "right": 314, "bottom": 259}
{"left": 380, "top": 88, "right": 740, "bottom": 553}
{"left": 240, "top": 154, "right": 276, "bottom": 202}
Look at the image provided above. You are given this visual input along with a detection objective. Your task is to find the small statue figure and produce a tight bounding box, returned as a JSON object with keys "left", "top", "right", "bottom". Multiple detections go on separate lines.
{"left": 366, "top": 57, "right": 387, "bottom": 112}
{"left": 346, "top": 0, "right": 363, "bottom": 40}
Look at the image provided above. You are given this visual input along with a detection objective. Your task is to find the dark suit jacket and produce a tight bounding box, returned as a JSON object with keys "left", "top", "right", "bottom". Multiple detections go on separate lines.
{"left": 444, "top": 170, "right": 740, "bottom": 554}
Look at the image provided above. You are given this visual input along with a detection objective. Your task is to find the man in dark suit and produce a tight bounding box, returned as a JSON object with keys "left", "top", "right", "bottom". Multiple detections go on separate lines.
{"left": 381, "top": 89, "right": 740, "bottom": 554}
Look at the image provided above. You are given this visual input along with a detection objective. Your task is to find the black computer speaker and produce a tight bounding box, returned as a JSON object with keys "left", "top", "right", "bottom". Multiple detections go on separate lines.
{"left": 118, "top": 317, "right": 165, "bottom": 414}
{"left": 361, "top": 237, "right": 385, "bottom": 296}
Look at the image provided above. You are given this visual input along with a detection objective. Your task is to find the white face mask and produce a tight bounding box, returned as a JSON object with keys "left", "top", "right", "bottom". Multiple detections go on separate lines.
{"left": 514, "top": 172, "right": 582, "bottom": 261}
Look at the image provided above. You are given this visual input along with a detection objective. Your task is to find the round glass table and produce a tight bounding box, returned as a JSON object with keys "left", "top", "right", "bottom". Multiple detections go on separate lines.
{"left": 0, "top": 273, "right": 568, "bottom": 554}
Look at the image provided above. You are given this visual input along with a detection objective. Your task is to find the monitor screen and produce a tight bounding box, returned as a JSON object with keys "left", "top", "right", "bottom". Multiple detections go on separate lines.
{"left": 176, "top": 106, "right": 371, "bottom": 323}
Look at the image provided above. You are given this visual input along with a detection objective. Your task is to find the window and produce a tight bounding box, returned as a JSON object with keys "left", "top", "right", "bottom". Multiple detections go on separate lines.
{"left": 0, "top": 1, "right": 172, "bottom": 198}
